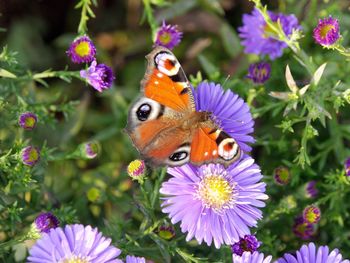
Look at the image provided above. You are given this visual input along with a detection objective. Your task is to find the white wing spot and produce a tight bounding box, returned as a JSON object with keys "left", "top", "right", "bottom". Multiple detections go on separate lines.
{"left": 212, "top": 150, "right": 217, "bottom": 156}
{"left": 154, "top": 81, "right": 159, "bottom": 85}
{"left": 157, "top": 73, "right": 163, "bottom": 78}
{"left": 204, "top": 152, "right": 209, "bottom": 156}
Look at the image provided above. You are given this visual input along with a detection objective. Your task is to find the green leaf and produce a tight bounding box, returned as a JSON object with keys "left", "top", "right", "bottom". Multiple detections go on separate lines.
{"left": 219, "top": 23, "right": 241, "bottom": 58}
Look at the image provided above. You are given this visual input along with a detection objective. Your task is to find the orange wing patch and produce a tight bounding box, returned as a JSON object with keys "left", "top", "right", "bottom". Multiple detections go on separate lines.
{"left": 144, "top": 69, "right": 191, "bottom": 112}
{"left": 190, "top": 127, "right": 219, "bottom": 164}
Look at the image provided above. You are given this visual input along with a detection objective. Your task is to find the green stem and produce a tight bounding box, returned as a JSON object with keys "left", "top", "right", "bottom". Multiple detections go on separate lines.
{"left": 142, "top": 0, "right": 158, "bottom": 40}
{"left": 0, "top": 236, "right": 26, "bottom": 252}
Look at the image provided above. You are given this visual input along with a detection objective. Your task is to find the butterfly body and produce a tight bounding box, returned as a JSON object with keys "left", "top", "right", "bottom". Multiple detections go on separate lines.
{"left": 126, "top": 47, "right": 241, "bottom": 167}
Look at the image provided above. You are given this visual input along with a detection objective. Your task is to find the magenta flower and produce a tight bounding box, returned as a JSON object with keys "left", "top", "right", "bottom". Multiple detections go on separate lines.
{"left": 274, "top": 166, "right": 291, "bottom": 185}
{"left": 305, "top": 180, "right": 318, "bottom": 198}
{"left": 21, "top": 146, "right": 40, "bottom": 166}
{"left": 18, "top": 112, "right": 37, "bottom": 130}
{"left": 28, "top": 224, "right": 122, "bottom": 262}
{"left": 80, "top": 60, "right": 115, "bottom": 92}
{"left": 277, "top": 242, "right": 349, "bottom": 263}
{"left": 154, "top": 21, "right": 183, "bottom": 50}
{"left": 292, "top": 216, "right": 315, "bottom": 240}
{"left": 231, "top": 234, "right": 260, "bottom": 256}
{"left": 303, "top": 205, "right": 321, "bottom": 224}
{"left": 67, "top": 35, "right": 96, "bottom": 63}
{"left": 160, "top": 156, "right": 268, "bottom": 248}
{"left": 238, "top": 8, "right": 300, "bottom": 60}
{"left": 233, "top": 251, "right": 272, "bottom": 263}
{"left": 247, "top": 62, "right": 271, "bottom": 84}
{"left": 345, "top": 158, "right": 350, "bottom": 176}
{"left": 313, "top": 16, "right": 340, "bottom": 46}
{"left": 34, "top": 212, "right": 59, "bottom": 233}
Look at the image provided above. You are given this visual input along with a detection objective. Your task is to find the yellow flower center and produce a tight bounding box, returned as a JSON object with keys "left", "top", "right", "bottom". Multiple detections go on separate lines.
{"left": 159, "top": 32, "right": 172, "bottom": 45}
{"left": 74, "top": 42, "right": 91, "bottom": 57}
{"left": 28, "top": 148, "right": 39, "bottom": 162}
{"left": 24, "top": 117, "right": 36, "bottom": 127}
{"left": 320, "top": 24, "right": 335, "bottom": 38}
{"left": 197, "top": 173, "right": 236, "bottom": 212}
{"left": 127, "top": 159, "right": 144, "bottom": 177}
{"left": 62, "top": 256, "right": 90, "bottom": 263}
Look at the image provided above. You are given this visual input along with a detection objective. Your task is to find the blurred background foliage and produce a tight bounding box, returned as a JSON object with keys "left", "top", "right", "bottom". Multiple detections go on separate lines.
{"left": 1, "top": 0, "right": 350, "bottom": 262}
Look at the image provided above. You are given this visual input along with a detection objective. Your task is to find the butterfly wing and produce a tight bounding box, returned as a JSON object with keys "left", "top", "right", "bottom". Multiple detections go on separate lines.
{"left": 190, "top": 123, "right": 241, "bottom": 166}
{"left": 141, "top": 47, "right": 195, "bottom": 112}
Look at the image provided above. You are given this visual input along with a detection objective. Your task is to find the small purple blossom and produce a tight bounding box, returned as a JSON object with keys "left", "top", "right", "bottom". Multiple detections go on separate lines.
{"left": 160, "top": 157, "right": 268, "bottom": 248}
{"left": 231, "top": 235, "right": 260, "bottom": 256}
{"left": 18, "top": 112, "right": 37, "bottom": 130}
{"left": 193, "top": 82, "right": 254, "bottom": 152}
{"left": 85, "top": 141, "right": 100, "bottom": 159}
{"left": 292, "top": 216, "right": 315, "bottom": 240}
{"left": 274, "top": 166, "right": 291, "bottom": 185}
{"left": 67, "top": 35, "right": 96, "bottom": 63}
{"left": 233, "top": 251, "right": 272, "bottom": 263}
{"left": 303, "top": 205, "right": 321, "bottom": 224}
{"left": 345, "top": 158, "right": 350, "bottom": 176}
{"left": 238, "top": 8, "right": 300, "bottom": 60}
{"left": 277, "top": 242, "right": 349, "bottom": 263}
{"left": 154, "top": 21, "right": 183, "bottom": 50}
{"left": 21, "top": 146, "right": 40, "bottom": 166}
{"left": 34, "top": 212, "right": 59, "bottom": 233}
{"left": 80, "top": 60, "right": 115, "bottom": 92}
{"left": 28, "top": 224, "right": 122, "bottom": 262}
{"left": 305, "top": 180, "right": 318, "bottom": 198}
{"left": 247, "top": 62, "right": 271, "bottom": 84}
{"left": 313, "top": 16, "right": 340, "bottom": 46}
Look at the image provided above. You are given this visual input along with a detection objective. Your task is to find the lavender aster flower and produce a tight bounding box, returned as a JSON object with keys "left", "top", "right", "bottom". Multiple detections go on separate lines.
{"left": 154, "top": 21, "right": 183, "bottom": 50}
{"left": 277, "top": 242, "right": 349, "bottom": 263}
{"left": 28, "top": 224, "right": 122, "bottom": 263}
{"left": 34, "top": 212, "right": 59, "bottom": 233}
{"left": 247, "top": 62, "right": 271, "bottom": 84}
{"left": 313, "top": 16, "right": 340, "bottom": 47}
{"left": 193, "top": 82, "right": 254, "bottom": 152}
{"left": 18, "top": 112, "right": 37, "bottom": 130}
{"left": 345, "top": 158, "right": 350, "bottom": 176}
{"left": 21, "top": 146, "right": 40, "bottom": 166}
{"left": 233, "top": 251, "right": 272, "bottom": 263}
{"left": 126, "top": 255, "right": 146, "bottom": 263}
{"left": 292, "top": 216, "right": 315, "bottom": 240}
{"left": 67, "top": 35, "right": 96, "bottom": 63}
{"left": 231, "top": 235, "right": 260, "bottom": 256}
{"left": 305, "top": 181, "right": 318, "bottom": 198}
{"left": 160, "top": 156, "right": 268, "bottom": 248}
{"left": 238, "top": 8, "right": 300, "bottom": 60}
{"left": 80, "top": 60, "right": 115, "bottom": 92}
{"left": 303, "top": 205, "right": 321, "bottom": 224}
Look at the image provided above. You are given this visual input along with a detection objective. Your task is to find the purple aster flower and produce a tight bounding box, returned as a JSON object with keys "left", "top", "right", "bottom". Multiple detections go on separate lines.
{"left": 67, "top": 35, "right": 96, "bottom": 63}
{"left": 127, "top": 159, "right": 146, "bottom": 182}
{"left": 126, "top": 255, "right": 146, "bottom": 263}
{"left": 193, "top": 82, "right": 254, "bottom": 152}
{"left": 303, "top": 205, "right": 321, "bottom": 224}
{"left": 277, "top": 242, "right": 349, "bottom": 263}
{"left": 238, "top": 8, "right": 300, "bottom": 60}
{"left": 231, "top": 235, "right": 260, "bottom": 256}
{"left": 160, "top": 156, "right": 268, "bottom": 248}
{"left": 18, "top": 112, "right": 37, "bottom": 130}
{"left": 292, "top": 216, "right": 315, "bottom": 240}
{"left": 247, "top": 62, "right": 271, "bottom": 84}
{"left": 305, "top": 181, "right": 318, "bottom": 198}
{"left": 233, "top": 251, "right": 272, "bottom": 263}
{"left": 154, "top": 21, "right": 183, "bottom": 50}
{"left": 313, "top": 16, "right": 340, "bottom": 47}
{"left": 274, "top": 166, "right": 291, "bottom": 185}
{"left": 34, "top": 212, "right": 59, "bottom": 233}
{"left": 27, "top": 224, "right": 122, "bottom": 263}
{"left": 345, "top": 158, "right": 350, "bottom": 176}
{"left": 84, "top": 141, "right": 100, "bottom": 159}
{"left": 80, "top": 60, "right": 115, "bottom": 92}
{"left": 21, "top": 146, "right": 40, "bottom": 166}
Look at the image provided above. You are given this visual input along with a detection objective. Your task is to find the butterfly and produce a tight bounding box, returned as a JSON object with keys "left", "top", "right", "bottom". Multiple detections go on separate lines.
{"left": 126, "top": 47, "right": 241, "bottom": 167}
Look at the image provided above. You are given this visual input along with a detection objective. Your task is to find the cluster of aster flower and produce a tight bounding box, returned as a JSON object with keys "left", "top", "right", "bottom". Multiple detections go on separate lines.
{"left": 28, "top": 213, "right": 145, "bottom": 263}
{"left": 67, "top": 35, "right": 115, "bottom": 92}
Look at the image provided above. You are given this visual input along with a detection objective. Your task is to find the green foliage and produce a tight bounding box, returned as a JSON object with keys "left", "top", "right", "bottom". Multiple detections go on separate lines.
{"left": 1, "top": 0, "right": 350, "bottom": 262}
